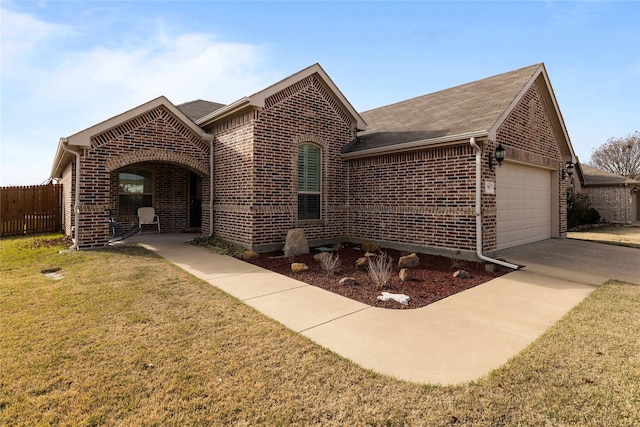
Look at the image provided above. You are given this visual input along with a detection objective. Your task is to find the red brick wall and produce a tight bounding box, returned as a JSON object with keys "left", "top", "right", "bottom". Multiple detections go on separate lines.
{"left": 251, "top": 74, "right": 355, "bottom": 250}
{"left": 583, "top": 186, "right": 632, "bottom": 223}
{"left": 209, "top": 115, "right": 256, "bottom": 246}
{"left": 347, "top": 144, "right": 478, "bottom": 255}
{"left": 206, "top": 74, "right": 356, "bottom": 251}
{"left": 73, "top": 106, "right": 210, "bottom": 248}
{"left": 60, "top": 162, "right": 74, "bottom": 236}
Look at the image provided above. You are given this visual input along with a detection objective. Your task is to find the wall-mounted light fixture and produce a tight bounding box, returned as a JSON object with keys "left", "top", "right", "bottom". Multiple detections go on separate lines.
{"left": 488, "top": 143, "right": 506, "bottom": 171}
{"left": 566, "top": 162, "right": 574, "bottom": 179}
{"left": 632, "top": 187, "right": 638, "bottom": 195}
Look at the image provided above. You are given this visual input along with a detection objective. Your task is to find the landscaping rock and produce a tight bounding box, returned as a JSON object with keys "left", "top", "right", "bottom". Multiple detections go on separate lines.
{"left": 398, "top": 253, "right": 420, "bottom": 268}
{"left": 453, "top": 270, "right": 470, "bottom": 279}
{"left": 361, "top": 242, "right": 381, "bottom": 252}
{"left": 314, "top": 252, "right": 332, "bottom": 263}
{"left": 339, "top": 277, "right": 357, "bottom": 286}
{"left": 284, "top": 228, "right": 310, "bottom": 257}
{"left": 355, "top": 257, "right": 369, "bottom": 271}
{"left": 399, "top": 268, "right": 412, "bottom": 282}
{"left": 242, "top": 250, "right": 259, "bottom": 261}
{"left": 291, "top": 263, "right": 309, "bottom": 273}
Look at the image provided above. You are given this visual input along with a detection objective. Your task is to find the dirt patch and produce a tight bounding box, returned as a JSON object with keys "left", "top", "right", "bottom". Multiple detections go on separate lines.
{"left": 247, "top": 243, "right": 510, "bottom": 309}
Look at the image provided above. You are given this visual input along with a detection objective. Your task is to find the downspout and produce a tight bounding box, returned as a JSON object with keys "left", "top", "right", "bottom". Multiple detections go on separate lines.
{"left": 469, "top": 137, "right": 520, "bottom": 269}
{"left": 60, "top": 138, "right": 80, "bottom": 251}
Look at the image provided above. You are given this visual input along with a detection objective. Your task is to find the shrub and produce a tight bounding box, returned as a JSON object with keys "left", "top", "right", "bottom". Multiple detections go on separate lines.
{"left": 567, "top": 191, "right": 601, "bottom": 228}
{"left": 367, "top": 252, "right": 393, "bottom": 289}
{"left": 188, "top": 236, "right": 244, "bottom": 258}
{"left": 320, "top": 253, "right": 342, "bottom": 275}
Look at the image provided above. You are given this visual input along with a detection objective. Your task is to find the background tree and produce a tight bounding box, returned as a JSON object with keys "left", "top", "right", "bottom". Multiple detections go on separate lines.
{"left": 589, "top": 131, "right": 640, "bottom": 178}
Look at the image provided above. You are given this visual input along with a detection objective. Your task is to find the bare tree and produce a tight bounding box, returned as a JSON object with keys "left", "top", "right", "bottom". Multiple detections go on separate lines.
{"left": 589, "top": 131, "right": 640, "bottom": 179}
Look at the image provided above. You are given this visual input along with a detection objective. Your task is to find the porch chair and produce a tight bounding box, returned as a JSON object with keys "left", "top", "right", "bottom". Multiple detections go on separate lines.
{"left": 137, "top": 207, "right": 160, "bottom": 233}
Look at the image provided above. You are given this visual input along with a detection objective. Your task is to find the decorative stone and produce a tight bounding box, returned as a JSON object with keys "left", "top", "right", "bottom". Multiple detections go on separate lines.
{"left": 339, "top": 277, "right": 357, "bottom": 286}
{"left": 398, "top": 253, "right": 420, "bottom": 268}
{"left": 485, "top": 263, "right": 497, "bottom": 273}
{"left": 242, "top": 250, "right": 259, "bottom": 261}
{"left": 361, "top": 242, "right": 381, "bottom": 252}
{"left": 314, "top": 252, "right": 332, "bottom": 262}
{"left": 453, "top": 270, "right": 471, "bottom": 279}
{"left": 283, "top": 228, "right": 310, "bottom": 258}
{"left": 399, "top": 268, "right": 412, "bottom": 282}
{"left": 291, "top": 263, "right": 309, "bottom": 273}
{"left": 355, "top": 257, "right": 369, "bottom": 270}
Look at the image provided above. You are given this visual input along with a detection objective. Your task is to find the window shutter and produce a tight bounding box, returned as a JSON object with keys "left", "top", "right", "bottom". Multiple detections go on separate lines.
{"left": 297, "top": 144, "right": 321, "bottom": 220}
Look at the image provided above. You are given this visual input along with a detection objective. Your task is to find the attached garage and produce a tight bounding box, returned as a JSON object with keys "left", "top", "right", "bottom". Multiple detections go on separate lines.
{"left": 496, "top": 162, "right": 553, "bottom": 250}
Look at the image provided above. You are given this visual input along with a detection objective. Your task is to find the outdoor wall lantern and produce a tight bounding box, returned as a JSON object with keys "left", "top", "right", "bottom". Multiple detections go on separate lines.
{"left": 488, "top": 143, "right": 506, "bottom": 171}
{"left": 566, "top": 162, "right": 574, "bottom": 179}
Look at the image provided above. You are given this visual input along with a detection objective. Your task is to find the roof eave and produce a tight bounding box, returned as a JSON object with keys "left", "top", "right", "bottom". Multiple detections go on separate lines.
{"left": 489, "top": 64, "right": 577, "bottom": 164}
{"left": 341, "top": 130, "right": 488, "bottom": 160}
{"left": 50, "top": 96, "right": 210, "bottom": 178}
{"left": 196, "top": 64, "right": 367, "bottom": 130}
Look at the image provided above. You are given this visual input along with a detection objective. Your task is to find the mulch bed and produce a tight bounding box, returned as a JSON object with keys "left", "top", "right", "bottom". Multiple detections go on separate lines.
{"left": 246, "top": 243, "right": 510, "bottom": 310}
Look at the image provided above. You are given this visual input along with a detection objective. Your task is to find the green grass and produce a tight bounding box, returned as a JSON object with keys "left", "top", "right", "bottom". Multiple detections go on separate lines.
{"left": 2, "top": 234, "right": 639, "bottom": 426}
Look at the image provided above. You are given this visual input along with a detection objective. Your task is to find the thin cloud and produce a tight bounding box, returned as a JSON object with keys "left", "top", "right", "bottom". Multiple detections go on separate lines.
{"left": 0, "top": 7, "right": 276, "bottom": 185}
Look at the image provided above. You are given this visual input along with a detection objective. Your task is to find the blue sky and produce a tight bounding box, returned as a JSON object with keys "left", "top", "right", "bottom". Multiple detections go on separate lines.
{"left": 1, "top": 1, "right": 639, "bottom": 186}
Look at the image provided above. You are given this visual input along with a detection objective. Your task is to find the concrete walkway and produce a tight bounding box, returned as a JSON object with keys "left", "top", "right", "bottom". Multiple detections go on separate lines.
{"left": 130, "top": 234, "right": 639, "bottom": 385}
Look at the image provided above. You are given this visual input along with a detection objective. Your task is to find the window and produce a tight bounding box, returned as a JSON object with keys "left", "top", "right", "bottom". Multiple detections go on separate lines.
{"left": 118, "top": 168, "right": 153, "bottom": 215}
{"left": 298, "top": 144, "right": 321, "bottom": 220}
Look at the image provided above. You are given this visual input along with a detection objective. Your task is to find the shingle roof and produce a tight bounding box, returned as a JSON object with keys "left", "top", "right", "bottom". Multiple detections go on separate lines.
{"left": 177, "top": 99, "right": 226, "bottom": 121}
{"left": 346, "top": 63, "right": 543, "bottom": 154}
{"left": 581, "top": 164, "right": 640, "bottom": 186}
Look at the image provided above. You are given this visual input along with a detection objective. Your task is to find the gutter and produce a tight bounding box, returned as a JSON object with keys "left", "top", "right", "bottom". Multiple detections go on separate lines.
{"left": 196, "top": 97, "right": 251, "bottom": 126}
{"left": 59, "top": 138, "right": 80, "bottom": 251}
{"left": 342, "top": 130, "right": 489, "bottom": 160}
{"left": 469, "top": 137, "right": 520, "bottom": 270}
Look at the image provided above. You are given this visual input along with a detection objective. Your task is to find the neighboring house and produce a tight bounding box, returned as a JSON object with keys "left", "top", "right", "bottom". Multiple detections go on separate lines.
{"left": 51, "top": 62, "right": 577, "bottom": 261}
{"left": 577, "top": 164, "right": 639, "bottom": 223}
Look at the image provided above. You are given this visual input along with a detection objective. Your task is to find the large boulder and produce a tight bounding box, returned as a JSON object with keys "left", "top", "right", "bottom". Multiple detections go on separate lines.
{"left": 398, "top": 253, "right": 420, "bottom": 268}
{"left": 283, "top": 228, "right": 310, "bottom": 258}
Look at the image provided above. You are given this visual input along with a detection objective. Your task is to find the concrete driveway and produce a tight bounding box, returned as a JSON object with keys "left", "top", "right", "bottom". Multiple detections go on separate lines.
{"left": 498, "top": 238, "right": 640, "bottom": 285}
{"left": 137, "top": 236, "right": 639, "bottom": 385}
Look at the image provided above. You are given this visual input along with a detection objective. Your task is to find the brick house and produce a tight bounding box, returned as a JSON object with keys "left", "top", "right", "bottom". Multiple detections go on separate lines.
{"left": 51, "top": 63, "right": 577, "bottom": 262}
{"left": 576, "top": 164, "right": 639, "bottom": 223}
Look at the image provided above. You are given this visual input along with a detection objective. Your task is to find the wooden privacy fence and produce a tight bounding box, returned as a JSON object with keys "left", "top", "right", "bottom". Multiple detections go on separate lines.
{"left": 1, "top": 184, "right": 63, "bottom": 237}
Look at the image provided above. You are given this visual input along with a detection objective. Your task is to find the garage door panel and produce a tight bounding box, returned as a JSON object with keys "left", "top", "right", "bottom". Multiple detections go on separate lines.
{"left": 497, "top": 163, "right": 552, "bottom": 250}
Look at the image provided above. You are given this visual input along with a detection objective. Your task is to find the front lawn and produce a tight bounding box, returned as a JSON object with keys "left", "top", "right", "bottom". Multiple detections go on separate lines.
{"left": 1, "top": 234, "right": 639, "bottom": 426}
{"left": 568, "top": 224, "right": 640, "bottom": 248}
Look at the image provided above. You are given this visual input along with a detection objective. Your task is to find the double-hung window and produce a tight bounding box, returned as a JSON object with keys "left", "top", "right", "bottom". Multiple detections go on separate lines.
{"left": 118, "top": 168, "right": 153, "bottom": 215}
{"left": 297, "top": 144, "right": 321, "bottom": 220}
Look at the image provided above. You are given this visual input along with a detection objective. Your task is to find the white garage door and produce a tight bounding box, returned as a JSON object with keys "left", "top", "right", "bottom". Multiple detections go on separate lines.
{"left": 496, "top": 163, "right": 552, "bottom": 250}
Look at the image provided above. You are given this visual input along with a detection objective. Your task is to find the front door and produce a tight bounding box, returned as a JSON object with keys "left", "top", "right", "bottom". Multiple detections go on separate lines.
{"left": 189, "top": 172, "right": 202, "bottom": 228}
